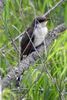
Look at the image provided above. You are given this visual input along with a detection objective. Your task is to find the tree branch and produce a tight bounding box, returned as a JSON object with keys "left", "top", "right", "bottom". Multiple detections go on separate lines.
{"left": 2, "top": 23, "right": 67, "bottom": 90}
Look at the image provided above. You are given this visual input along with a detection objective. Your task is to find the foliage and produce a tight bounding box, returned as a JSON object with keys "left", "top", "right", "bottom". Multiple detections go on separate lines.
{"left": 2, "top": 88, "right": 16, "bottom": 100}
{"left": 0, "top": 0, "right": 67, "bottom": 100}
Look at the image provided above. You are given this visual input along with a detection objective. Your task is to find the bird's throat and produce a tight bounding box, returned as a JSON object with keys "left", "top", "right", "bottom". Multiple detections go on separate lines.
{"left": 33, "top": 24, "right": 48, "bottom": 47}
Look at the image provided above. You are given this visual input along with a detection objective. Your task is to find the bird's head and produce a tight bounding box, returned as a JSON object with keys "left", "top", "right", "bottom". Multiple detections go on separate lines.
{"left": 32, "top": 16, "right": 49, "bottom": 27}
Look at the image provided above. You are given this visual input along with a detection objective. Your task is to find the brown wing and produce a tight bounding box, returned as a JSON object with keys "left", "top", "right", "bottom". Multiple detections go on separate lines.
{"left": 20, "top": 27, "right": 34, "bottom": 60}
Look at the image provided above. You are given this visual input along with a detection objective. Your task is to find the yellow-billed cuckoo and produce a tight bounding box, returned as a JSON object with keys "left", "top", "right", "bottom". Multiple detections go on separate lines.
{"left": 16, "top": 17, "right": 49, "bottom": 87}
{"left": 20, "top": 16, "right": 49, "bottom": 60}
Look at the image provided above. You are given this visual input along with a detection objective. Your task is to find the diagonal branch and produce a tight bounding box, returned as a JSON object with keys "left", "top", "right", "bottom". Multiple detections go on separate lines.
{"left": 43, "top": 0, "right": 65, "bottom": 17}
{"left": 2, "top": 23, "right": 67, "bottom": 90}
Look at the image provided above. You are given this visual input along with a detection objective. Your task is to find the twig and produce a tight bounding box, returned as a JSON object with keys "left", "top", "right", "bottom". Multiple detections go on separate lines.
{"left": 0, "top": 31, "right": 24, "bottom": 52}
{"left": 43, "top": 0, "right": 65, "bottom": 17}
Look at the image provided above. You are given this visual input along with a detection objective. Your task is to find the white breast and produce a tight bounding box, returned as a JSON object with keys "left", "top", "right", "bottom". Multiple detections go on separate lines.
{"left": 33, "top": 22, "right": 48, "bottom": 47}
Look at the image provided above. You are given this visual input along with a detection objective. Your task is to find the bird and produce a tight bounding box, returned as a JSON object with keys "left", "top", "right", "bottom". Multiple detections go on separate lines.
{"left": 15, "top": 16, "right": 49, "bottom": 87}
{"left": 20, "top": 16, "right": 49, "bottom": 60}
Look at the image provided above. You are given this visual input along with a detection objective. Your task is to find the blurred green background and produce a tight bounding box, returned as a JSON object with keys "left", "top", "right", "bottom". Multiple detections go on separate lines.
{"left": 0, "top": 0, "right": 67, "bottom": 100}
